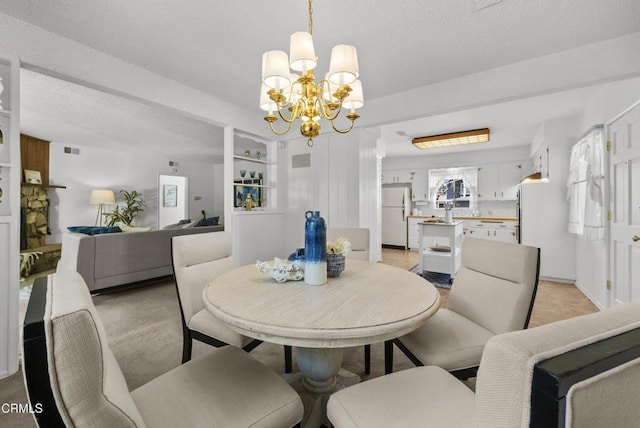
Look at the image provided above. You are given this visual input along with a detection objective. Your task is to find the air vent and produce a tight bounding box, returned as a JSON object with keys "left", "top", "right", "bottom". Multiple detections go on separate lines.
{"left": 292, "top": 154, "right": 311, "bottom": 168}
{"left": 475, "top": 0, "right": 502, "bottom": 11}
{"left": 63, "top": 147, "right": 80, "bottom": 155}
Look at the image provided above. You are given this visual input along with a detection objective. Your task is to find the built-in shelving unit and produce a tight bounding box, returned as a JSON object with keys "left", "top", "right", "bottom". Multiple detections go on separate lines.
{"left": 0, "top": 52, "right": 20, "bottom": 379}
{"left": 232, "top": 154, "right": 272, "bottom": 165}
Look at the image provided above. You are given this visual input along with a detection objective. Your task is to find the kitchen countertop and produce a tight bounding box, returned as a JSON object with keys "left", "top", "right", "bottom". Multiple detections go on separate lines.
{"left": 407, "top": 215, "right": 517, "bottom": 221}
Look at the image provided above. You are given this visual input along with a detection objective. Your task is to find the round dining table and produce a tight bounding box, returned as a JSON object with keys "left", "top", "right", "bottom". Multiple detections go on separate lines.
{"left": 203, "top": 259, "right": 440, "bottom": 427}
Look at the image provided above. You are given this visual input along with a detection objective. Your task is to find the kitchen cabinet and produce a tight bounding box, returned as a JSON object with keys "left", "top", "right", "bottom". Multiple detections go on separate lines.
{"left": 409, "top": 216, "right": 453, "bottom": 248}
{"left": 465, "top": 220, "right": 517, "bottom": 243}
{"left": 382, "top": 169, "right": 412, "bottom": 184}
{"left": 532, "top": 144, "right": 550, "bottom": 180}
{"left": 408, "top": 217, "right": 421, "bottom": 249}
{"left": 477, "top": 162, "right": 525, "bottom": 201}
{"left": 411, "top": 169, "right": 429, "bottom": 202}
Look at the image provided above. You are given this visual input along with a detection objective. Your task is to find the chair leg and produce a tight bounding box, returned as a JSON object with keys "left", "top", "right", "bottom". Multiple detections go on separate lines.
{"left": 364, "top": 344, "right": 371, "bottom": 374}
{"left": 182, "top": 332, "right": 193, "bottom": 364}
{"left": 284, "top": 345, "right": 293, "bottom": 373}
{"left": 384, "top": 340, "right": 394, "bottom": 374}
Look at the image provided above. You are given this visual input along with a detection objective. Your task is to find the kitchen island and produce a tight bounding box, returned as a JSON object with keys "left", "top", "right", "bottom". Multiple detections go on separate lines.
{"left": 418, "top": 220, "right": 464, "bottom": 278}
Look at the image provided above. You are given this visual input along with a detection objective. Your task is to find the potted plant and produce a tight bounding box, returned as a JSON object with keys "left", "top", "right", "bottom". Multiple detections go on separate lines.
{"left": 104, "top": 190, "right": 146, "bottom": 227}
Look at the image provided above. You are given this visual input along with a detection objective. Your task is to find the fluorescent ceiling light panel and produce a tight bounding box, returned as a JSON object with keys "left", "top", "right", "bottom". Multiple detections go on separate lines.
{"left": 412, "top": 128, "right": 490, "bottom": 150}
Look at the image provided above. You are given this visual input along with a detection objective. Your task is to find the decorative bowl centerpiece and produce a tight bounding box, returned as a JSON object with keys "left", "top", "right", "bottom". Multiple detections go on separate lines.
{"left": 256, "top": 258, "right": 304, "bottom": 283}
{"left": 326, "top": 237, "right": 351, "bottom": 277}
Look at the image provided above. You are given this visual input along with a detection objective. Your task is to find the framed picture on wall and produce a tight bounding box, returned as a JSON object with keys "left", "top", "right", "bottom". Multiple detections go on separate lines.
{"left": 163, "top": 184, "right": 177, "bottom": 207}
{"left": 24, "top": 169, "right": 42, "bottom": 185}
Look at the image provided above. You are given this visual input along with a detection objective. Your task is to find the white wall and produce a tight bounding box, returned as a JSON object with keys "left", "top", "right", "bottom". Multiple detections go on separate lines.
{"left": 48, "top": 141, "right": 221, "bottom": 242}
{"left": 574, "top": 77, "right": 640, "bottom": 309}
{"left": 528, "top": 116, "right": 579, "bottom": 282}
{"left": 383, "top": 145, "right": 530, "bottom": 171}
{"left": 279, "top": 129, "right": 379, "bottom": 260}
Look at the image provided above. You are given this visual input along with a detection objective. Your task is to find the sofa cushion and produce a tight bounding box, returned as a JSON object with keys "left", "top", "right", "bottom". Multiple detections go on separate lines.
{"left": 195, "top": 216, "right": 219, "bottom": 227}
{"left": 67, "top": 226, "right": 122, "bottom": 235}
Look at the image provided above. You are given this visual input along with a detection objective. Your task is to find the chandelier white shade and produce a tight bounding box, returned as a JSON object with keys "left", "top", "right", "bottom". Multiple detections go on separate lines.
{"left": 289, "top": 32, "right": 316, "bottom": 72}
{"left": 260, "top": 0, "right": 364, "bottom": 146}
{"left": 262, "top": 51, "right": 291, "bottom": 90}
{"left": 328, "top": 45, "right": 359, "bottom": 85}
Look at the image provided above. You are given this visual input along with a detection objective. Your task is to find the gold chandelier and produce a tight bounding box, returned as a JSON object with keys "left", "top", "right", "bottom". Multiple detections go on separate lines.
{"left": 260, "top": 0, "right": 364, "bottom": 146}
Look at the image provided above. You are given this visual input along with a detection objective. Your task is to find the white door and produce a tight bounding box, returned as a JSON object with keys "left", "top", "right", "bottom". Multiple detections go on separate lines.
{"left": 609, "top": 103, "right": 640, "bottom": 306}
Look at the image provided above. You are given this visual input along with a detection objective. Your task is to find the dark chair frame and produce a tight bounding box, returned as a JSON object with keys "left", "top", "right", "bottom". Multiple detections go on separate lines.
{"left": 171, "top": 239, "right": 293, "bottom": 372}
{"left": 385, "top": 248, "right": 541, "bottom": 377}
{"left": 530, "top": 326, "right": 640, "bottom": 427}
{"left": 23, "top": 277, "right": 66, "bottom": 427}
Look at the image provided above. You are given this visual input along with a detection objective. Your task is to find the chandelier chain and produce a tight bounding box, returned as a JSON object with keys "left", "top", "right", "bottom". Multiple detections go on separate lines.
{"left": 308, "top": 0, "right": 313, "bottom": 35}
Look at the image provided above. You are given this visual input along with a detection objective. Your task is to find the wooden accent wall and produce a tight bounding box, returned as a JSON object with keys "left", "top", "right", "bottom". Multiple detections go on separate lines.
{"left": 20, "top": 134, "right": 50, "bottom": 186}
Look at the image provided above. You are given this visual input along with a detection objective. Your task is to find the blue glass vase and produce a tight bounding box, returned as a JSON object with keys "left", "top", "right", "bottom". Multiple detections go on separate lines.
{"left": 304, "top": 210, "right": 327, "bottom": 285}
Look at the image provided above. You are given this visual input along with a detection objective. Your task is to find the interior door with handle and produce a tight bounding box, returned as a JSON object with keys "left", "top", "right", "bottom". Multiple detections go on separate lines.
{"left": 609, "top": 103, "right": 640, "bottom": 306}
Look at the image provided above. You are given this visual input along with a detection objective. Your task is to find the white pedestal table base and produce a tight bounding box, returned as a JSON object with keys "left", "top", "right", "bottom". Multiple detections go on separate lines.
{"left": 282, "top": 347, "right": 360, "bottom": 427}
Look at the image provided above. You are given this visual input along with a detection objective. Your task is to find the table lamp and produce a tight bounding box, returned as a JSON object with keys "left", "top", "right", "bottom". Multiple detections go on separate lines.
{"left": 90, "top": 189, "right": 115, "bottom": 226}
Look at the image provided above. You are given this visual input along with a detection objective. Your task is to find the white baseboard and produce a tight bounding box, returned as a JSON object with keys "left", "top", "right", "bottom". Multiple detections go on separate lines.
{"left": 574, "top": 281, "right": 607, "bottom": 311}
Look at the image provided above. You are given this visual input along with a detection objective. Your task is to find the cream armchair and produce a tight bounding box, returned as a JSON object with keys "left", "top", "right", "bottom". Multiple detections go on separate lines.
{"left": 23, "top": 272, "right": 304, "bottom": 428}
{"left": 387, "top": 237, "right": 540, "bottom": 378}
{"left": 328, "top": 303, "right": 640, "bottom": 428}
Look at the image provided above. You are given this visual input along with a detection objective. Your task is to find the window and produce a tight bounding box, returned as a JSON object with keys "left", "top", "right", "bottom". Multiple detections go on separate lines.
{"left": 428, "top": 167, "right": 478, "bottom": 210}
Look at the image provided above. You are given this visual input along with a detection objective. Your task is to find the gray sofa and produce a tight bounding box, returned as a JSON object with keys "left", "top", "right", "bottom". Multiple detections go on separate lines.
{"left": 57, "top": 226, "right": 223, "bottom": 292}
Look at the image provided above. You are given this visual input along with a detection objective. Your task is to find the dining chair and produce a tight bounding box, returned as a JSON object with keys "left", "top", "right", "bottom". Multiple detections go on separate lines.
{"left": 327, "top": 227, "right": 370, "bottom": 261}
{"left": 327, "top": 227, "right": 373, "bottom": 374}
{"left": 328, "top": 303, "right": 640, "bottom": 428}
{"left": 22, "top": 271, "right": 303, "bottom": 428}
{"left": 172, "top": 231, "right": 293, "bottom": 372}
{"left": 386, "top": 237, "right": 540, "bottom": 378}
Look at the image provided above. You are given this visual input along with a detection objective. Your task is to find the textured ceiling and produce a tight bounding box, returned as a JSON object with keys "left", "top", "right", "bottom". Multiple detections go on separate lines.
{"left": 3, "top": 0, "right": 640, "bottom": 158}
{"left": 20, "top": 70, "right": 226, "bottom": 161}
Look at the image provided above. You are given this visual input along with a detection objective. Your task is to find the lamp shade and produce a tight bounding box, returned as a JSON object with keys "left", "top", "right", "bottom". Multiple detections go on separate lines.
{"left": 262, "top": 50, "right": 291, "bottom": 90}
{"left": 259, "top": 83, "right": 277, "bottom": 112}
{"left": 342, "top": 79, "right": 364, "bottom": 110}
{"left": 90, "top": 189, "right": 115, "bottom": 205}
{"left": 289, "top": 32, "right": 316, "bottom": 72}
{"left": 328, "top": 45, "right": 359, "bottom": 86}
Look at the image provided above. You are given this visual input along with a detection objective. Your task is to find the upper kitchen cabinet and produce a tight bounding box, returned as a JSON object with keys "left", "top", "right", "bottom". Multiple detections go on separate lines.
{"left": 532, "top": 144, "right": 550, "bottom": 180}
{"left": 382, "top": 169, "right": 413, "bottom": 184}
{"left": 477, "top": 161, "right": 527, "bottom": 200}
{"left": 411, "top": 169, "right": 429, "bottom": 201}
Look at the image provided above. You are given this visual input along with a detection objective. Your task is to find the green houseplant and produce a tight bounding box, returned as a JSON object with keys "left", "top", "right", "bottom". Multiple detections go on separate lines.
{"left": 104, "top": 190, "right": 146, "bottom": 227}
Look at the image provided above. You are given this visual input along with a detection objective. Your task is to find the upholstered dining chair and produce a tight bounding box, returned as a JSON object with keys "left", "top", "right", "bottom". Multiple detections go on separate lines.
{"left": 23, "top": 272, "right": 303, "bottom": 428}
{"left": 328, "top": 303, "right": 640, "bottom": 428}
{"left": 172, "top": 231, "right": 293, "bottom": 372}
{"left": 328, "top": 227, "right": 373, "bottom": 374}
{"left": 386, "top": 237, "right": 540, "bottom": 378}
{"left": 327, "top": 227, "right": 370, "bottom": 261}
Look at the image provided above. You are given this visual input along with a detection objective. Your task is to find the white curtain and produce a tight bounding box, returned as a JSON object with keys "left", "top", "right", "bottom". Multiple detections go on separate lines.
{"left": 567, "top": 126, "right": 604, "bottom": 240}
{"left": 428, "top": 167, "right": 478, "bottom": 208}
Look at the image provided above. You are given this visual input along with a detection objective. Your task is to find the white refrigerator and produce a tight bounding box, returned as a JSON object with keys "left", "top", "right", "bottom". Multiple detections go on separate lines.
{"left": 382, "top": 185, "right": 412, "bottom": 248}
